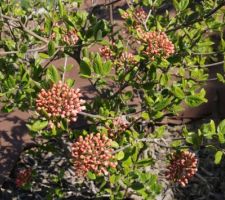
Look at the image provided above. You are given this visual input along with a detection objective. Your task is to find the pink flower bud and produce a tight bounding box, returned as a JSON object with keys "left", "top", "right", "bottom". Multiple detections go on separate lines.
{"left": 165, "top": 151, "right": 198, "bottom": 187}
{"left": 71, "top": 133, "right": 117, "bottom": 177}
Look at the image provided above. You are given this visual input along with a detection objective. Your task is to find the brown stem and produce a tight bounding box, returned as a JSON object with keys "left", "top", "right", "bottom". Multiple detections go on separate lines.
{"left": 166, "top": 1, "right": 225, "bottom": 33}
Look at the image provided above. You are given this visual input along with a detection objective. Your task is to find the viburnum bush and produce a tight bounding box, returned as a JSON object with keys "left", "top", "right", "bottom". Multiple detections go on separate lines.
{"left": 0, "top": 0, "right": 225, "bottom": 199}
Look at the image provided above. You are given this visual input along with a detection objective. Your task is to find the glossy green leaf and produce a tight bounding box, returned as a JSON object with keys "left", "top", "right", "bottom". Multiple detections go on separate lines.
{"left": 136, "top": 158, "right": 154, "bottom": 167}
{"left": 103, "top": 60, "right": 112, "bottom": 75}
{"left": 47, "top": 65, "right": 60, "bottom": 83}
{"left": 185, "top": 95, "right": 207, "bottom": 107}
{"left": 171, "top": 85, "right": 185, "bottom": 99}
{"left": 27, "top": 120, "right": 48, "bottom": 132}
{"left": 80, "top": 57, "right": 91, "bottom": 78}
{"left": 217, "top": 119, "right": 225, "bottom": 135}
{"left": 87, "top": 171, "right": 96, "bottom": 180}
{"left": 116, "top": 151, "right": 125, "bottom": 160}
{"left": 214, "top": 151, "right": 223, "bottom": 165}
{"left": 179, "top": 0, "right": 189, "bottom": 11}
{"left": 58, "top": 0, "right": 64, "bottom": 17}
{"left": 111, "top": 141, "right": 119, "bottom": 148}
{"left": 48, "top": 41, "right": 56, "bottom": 56}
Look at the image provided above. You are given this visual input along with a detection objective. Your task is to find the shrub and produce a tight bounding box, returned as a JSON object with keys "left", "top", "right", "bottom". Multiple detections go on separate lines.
{"left": 0, "top": 0, "right": 224, "bottom": 199}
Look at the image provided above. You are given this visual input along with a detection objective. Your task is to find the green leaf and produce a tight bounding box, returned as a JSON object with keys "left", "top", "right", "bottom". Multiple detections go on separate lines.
{"left": 171, "top": 85, "right": 185, "bottom": 99}
{"left": 20, "top": 44, "right": 28, "bottom": 53}
{"left": 179, "top": 0, "right": 189, "bottom": 11}
{"left": 217, "top": 119, "right": 225, "bottom": 135}
{"left": 109, "top": 174, "right": 116, "bottom": 184}
{"left": 111, "top": 141, "right": 119, "bottom": 148}
{"left": 27, "top": 120, "right": 48, "bottom": 132}
{"left": 185, "top": 95, "right": 207, "bottom": 107}
{"left": 154, "top": 98, "right": 171, "bottom": 111}
{"left": 131, "top": 182, "right": 144, "bottom": 191}
{"left": 48, "top": 41, "right": 56, "bottom": 56}
{"left": 47, "top": 65, "right": 60, "bottom": 83}
{"left": 136, "top": 158, "right": 154, "bottom": 167}
{"left": 7, "top": 75, "right": 16, "bottom": 88}
{"left": 58, "top": 0, "right": 64, "bottom": 17}
{"left": 0, "top": 71, "right": 4, "bottom": 80}
{"left": 21, "top": 0, "right": 30, "bottom": 9}
{"left": 217, "top": 73, "right": 225, "bottom": 83}
{"left": 154, "top": 126, "right": 165, "bottom": 138}
{"left": 214, "top": 151, "right": 223, "bottom": 165}
{"left": 80, "top": 57, "right": 91, "bottom": 78}
{"left": 93, "top": 53, "right": 103, "bottom": 75}
{"left": 171, "top": 140, "right": 182, "bottom": 147}
{"left": 218, "top": 132, "right": 225, "bottom": 144}
{"left": 141, "top": 112, "right": 150, "bottom": 120}
{"left": 173, "top": 0, "right": 180, "bottom": 11}
{"left": 202, "top": 120, "right": 216, "bottom": 139}
{"left": 39, "top": 53, "right": 50, "bottom": 59}
{"left": 66, "top": 78, "right": 75, "bottom": 87}
{"left": 44, "top": 17, "right": 52, "bottom": 34}
{"left": 103, "top": 60, "right": 112, "bottom": 75}
{"left": 116, "top": 151, "right": 125, "bottom": 160}
{"left": 87, "top": 171, "right": 96, "bottom": 180}
{"left": 96, "top": 30, "right": 103, "bottom": 41}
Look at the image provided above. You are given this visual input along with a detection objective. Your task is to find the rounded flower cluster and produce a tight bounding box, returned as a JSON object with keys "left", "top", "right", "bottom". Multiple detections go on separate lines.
{"left": 165, "top": 151, "right": 198, "bottom": 187}
{"left": 49, "top": 23, "right": 79, "bottom": 46}
{"left": 121, "top": 8, "right": 146, "bottom": 21}
{"left": 71, "top": 133, "right": 117, "bottom": 176}
{"left": 106, "top": 116, "right": 129, "bottom": 138}
{"left": 63, "top": 29, "right": 79, "bottom": 46}
{"left": 36, "top": 81, "right": 85, "bottom": 124}
{"left": 100, "top": 46, "right": 112, "bottom": 60}
{"left": 138, "top": 30, "right": 175, "bottom": 60}
{"left": 16, "top": 168, "right": 32, "bottom": 188}
{"left": 113, "top": 116, "right": 129, "bottom": 131}
{"left": 135, "top": 7, "right": 147, "bottom": 21}
{"left": 120, "top": 52, "right": 137, "bottom": 65}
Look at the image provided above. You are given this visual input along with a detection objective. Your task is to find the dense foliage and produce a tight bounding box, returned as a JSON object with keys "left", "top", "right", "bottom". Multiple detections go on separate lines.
{"left": 0, "top": 0, "right": 224, "bottom": 199}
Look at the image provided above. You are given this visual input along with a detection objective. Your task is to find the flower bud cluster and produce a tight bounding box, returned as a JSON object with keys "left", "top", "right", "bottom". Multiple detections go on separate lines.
{"left": 121, "top": 7, "right": 147, "bottom": 21}
{"left": 137, "top": 29, "right": 175, "bottom": 59}
{"left": 165, "top": 151, "right": 198, "bottom": 187}
{"left": 113, "top": 116, "right": 129, "bottom": 132}
{"left": 120, "top": 52, "right": 137, "bottom": 65}
{"left": 106, "top": 116, "right": 129, "bottom": 138}
{"left": 135, "top": 7, "right": 147, "bottom": 21}
{"left": 63, "top": 29, "right": 79, "bottom": 46}
{"left": 16, "top": 168, "right": 32, "bottom": 188}
{"left": 71, "top": 133, "right": 117, "bottom": 176}
{"left": 100, "top": 46, "right": 113, "bottom": 60}
{"left": 49, "top": 23, "right": 79, "bottom": 46}
{"left": 36, "top": 81, "right": 85, "bottom": 124}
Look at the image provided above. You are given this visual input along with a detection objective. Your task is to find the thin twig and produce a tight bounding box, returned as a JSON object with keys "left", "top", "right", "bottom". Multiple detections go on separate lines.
{"left": 42, "top": 48, "right": 60, "bottom": 69}
{"left": 88, "top": 78, "right": 103, "bottom": 96}
{"left": 19, "top": 21, "right": 49, "bottom": 43}
{"left": 79, "top": 111, "right": 110, "bottom": 120}
{"left": 113, "top": 138, "right": 172, "bottom": 154}
{"left": 191, "top": 51, "right": 223, "bottom": 55}
{"left": 166, "top": 2, "right": 225, "bottom": 33}
{"left": 1, "top": 14, "right": 48, "bottom": 43}
{"left": 198, "top": 61, "right": 224, "bottom": 68}
{"left": 143, "top": 9, "right": 152, "bottom": 31}
{"left": 62, "top": 54, "right": 68, "bottom": 83}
